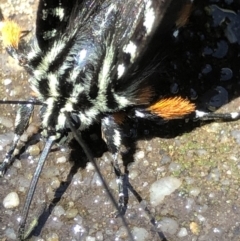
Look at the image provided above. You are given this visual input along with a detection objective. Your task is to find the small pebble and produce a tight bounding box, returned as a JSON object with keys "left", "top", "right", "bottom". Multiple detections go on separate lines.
{"left": 135, "top": 150, "right": 145, "bottom": 159}
{"left": 231, "top": 130, "right": 240, "bottom": 144}
{"left": 197, "top": 214, "right": 206, "bottom": 222}
{"left": 185, "top": 198, "right": 195, "bottom": 211}
{"left": 45, "top": 232, "right": 59, "bottom": 241}
{"left": 168, "top": 162, "right": 182, "bottom": 172}
{"left": 3, "top": 192, "right": 20, "bottom": 209}
{"left": 53, "top": 205, "right": 65, "bottom": 217}
{"left": 189, "top": 187, "right": 201, "bottom": 197}
{"left": 56, "top": 156, "right": 67, "bottom": 163}
{"left": 86, "top": 237, "right": 95, "bottom": 241}
{"left": 160, "top": 154, "right": 172, "bottom": 164}
{"left": 115, "top": 226, "right": 128, "bottom": 239}
{"left": 190, "top": 222, "right": 200, "bottom": 235}
{"left": 96, "top": 231, "right": 103, "bottom": 241}
{"left": 20, "top": 133, "right": 28, "bottom": 142}
{"left": 42, "top": 166, "right": 60, "bottom": 178}
{"left": 177, "top": 227, "right": 188, "bottom": 237}
{"left": 150, "top": 176, "right": 182, "bottom": 206}
{"left": 50, "top": 177, "right": 60, "bottom": 189}
{"left": 129, "top": 170, "right": 139, "bottom": 180}
{"left": 157, "top": 218, "right": 179, "bottom": 235}
{"left": 28, "top": 144, "right": 40, "bottom": 156}
{"left": 132, "top": 227, "right": 149, "bottom": 241}
{"left": 12, "top": 159, "right": 22, "bottom": 169}
{"left": 5, "top": 228, "right": 17, "bottom": 240}
{"left": 0, "top": 117, "right": 14, "bottom": 128}
{"left": 66, "top": 208, "right": 78, "bottom": 219}
{"left": 26, "top": 123, "right": 39, "bottom": 135}
{"left": 3, "top": 78, "right": 12, "bottom": 85}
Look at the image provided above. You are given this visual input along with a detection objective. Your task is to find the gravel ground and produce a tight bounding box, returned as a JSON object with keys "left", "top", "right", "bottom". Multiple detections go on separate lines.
{"left": 1, "top": 0, "right": 240, "bottom": 241}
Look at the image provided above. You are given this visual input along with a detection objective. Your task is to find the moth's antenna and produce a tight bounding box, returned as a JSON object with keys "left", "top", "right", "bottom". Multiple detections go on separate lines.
{"left": 20, "top": 203, "right": 47, "bottom": 240}
{"left": 64, "top": 112, "right": 135, "bottom": 241}
{"left": 0, "top": 100, "right": 43, "bottom": 105}
{"left": 18, "top": 135, "right": 57, "bottom": 240}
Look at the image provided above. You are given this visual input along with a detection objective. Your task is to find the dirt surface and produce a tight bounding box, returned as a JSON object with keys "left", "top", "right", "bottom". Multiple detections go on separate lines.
{"left": 1, "top": 0, "right": 240, "bottom": 241}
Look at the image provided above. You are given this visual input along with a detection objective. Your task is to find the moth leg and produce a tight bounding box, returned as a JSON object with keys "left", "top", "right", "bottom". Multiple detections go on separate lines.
{"left": 0, "top": 102, "right": 34, "bottom": 176}
{"left": 132, "top": 96, "right": 240, "bottom": 122}
{"left": 101, "top": 113, "right": 128, "bottom": 214}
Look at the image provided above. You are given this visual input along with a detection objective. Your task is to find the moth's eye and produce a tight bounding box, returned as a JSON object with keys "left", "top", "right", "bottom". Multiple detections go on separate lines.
{"left": 65, "top": 113, "right": 81, "bottom": 130}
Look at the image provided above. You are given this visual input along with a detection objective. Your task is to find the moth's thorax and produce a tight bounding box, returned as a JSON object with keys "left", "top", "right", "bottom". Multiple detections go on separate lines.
{"left": 23, "top": 0, "right": 161, "bottom": 131}
{"left": 26, "top": 38, "right": 133, "bottom": 131}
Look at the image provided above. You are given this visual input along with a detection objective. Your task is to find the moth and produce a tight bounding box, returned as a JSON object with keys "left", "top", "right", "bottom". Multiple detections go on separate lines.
{"left": 0, "top": 0, "right": 240, "bottom": 240}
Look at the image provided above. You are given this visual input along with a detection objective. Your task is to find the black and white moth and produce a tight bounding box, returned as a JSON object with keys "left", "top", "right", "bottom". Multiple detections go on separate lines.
{"left": 1, "top": 0, "right": 240, "bottom": 240}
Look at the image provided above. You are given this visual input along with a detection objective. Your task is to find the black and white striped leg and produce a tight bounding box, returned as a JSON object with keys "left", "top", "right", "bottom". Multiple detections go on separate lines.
{"left": 0, "top": 102, "right": 34, "bottom": 176}
{"left": 101, "top": 115, "right": 128, "bottom": 215}
{"left": 195, "top": 110, "right": 240, "bottom": 121}
{"left": 112, "top": 153, "right": 127, "bottom": 215}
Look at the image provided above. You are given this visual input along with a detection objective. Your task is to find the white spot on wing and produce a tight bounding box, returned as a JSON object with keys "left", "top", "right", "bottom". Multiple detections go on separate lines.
{"left": 43, "top": 29, "right": 57, "bottom": 40}
{"left": 117, "top": 64, "right": 125, "bottom": 78}
{"left": 123, "top": 41, "right": 137, "bottom": 62}
{"left": 144, "top": 1, "right": 155, "bottom": 35}
{"left": 79, "top": 49, "right": 87, "bottom": 61}
{"left": 42, "top": 9, "right": 48, "bottom": 21}
{"left": 42, "top": 7, "right": 65, "bottom": 21}
{"left": 53, "top": 7, "right": 65, "bottom": 21}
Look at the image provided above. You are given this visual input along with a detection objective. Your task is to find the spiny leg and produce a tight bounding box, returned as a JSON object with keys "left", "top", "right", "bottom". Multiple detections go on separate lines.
{"left": 0, "top": 102, "right": 34, "bottom": 176}
{"left": 130, "top": 96, "right": 240, "bottom": 123}
{"left": 65, "top": 112, "right": 134, "bottom": 241}
{"left": 101, "top": 113, "right": 128, "bottom": 215}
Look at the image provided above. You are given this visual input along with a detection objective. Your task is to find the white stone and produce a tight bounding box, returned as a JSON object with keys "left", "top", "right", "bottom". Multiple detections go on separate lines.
{"left": 158, "top": 217, "right": 179, "bottom": 235}
{"left": 132, "top": 227, "right": 149, "bottom": 241}
{"left": 3, "top": 192, "right": 20, "bottom": 209}
{"left": 177, "top": 227, "right": 188, "bottom": 237}
{"left": 150, "top": 176, "right": 182, "bottom": 206}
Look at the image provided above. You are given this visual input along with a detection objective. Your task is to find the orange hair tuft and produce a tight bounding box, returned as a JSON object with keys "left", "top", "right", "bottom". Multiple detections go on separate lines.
{"left": 0, "top": 19, "right": 22, "bottom": 48}
{"left": 147, "top": 97, "right": 196, "bottom": 119}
